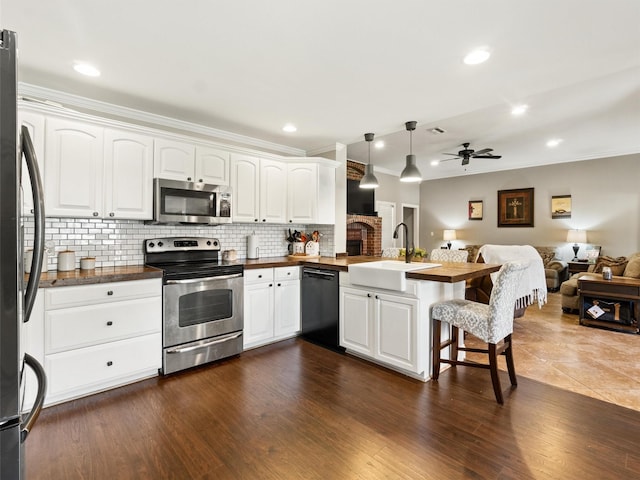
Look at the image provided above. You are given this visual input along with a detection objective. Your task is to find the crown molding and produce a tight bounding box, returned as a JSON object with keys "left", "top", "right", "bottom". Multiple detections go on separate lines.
{"left": 18, "top": 83, "right": 307, "bottom": 157}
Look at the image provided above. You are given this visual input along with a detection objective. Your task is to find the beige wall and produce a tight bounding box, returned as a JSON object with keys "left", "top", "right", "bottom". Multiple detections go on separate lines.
{"left": 374, "top": 170, "right": 421, "bottom": 217}
{"left": 418, "top": 154, "right": 640, "bottom": 259}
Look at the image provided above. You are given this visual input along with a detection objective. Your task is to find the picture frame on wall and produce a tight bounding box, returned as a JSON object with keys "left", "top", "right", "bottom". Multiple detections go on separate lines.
{"left": 497, "top": 188, "right": 534, "bottom": 227}
{"left": 468, "top": 200, "right": 483, "bottom": 220}
{"left": 551, "top": 195, "right": 572, "bottom": 218}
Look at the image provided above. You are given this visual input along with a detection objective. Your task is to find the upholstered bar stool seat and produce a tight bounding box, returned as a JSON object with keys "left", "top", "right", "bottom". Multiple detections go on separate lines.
{"left": 431, "top": 260, "right": 528, "bottom": 404}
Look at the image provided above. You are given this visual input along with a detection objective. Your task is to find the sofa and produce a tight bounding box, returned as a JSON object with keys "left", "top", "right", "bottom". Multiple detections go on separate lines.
{"left": 460, "top": 244, "right": 568, "bottom": 291}
{"left": 560, "top": 252, "right": 640, "bottom": 312}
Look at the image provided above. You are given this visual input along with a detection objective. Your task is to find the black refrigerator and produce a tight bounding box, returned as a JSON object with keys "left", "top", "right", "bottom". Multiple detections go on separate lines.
{"left": 0, "top": 29, "right": 47, "bottom": 479}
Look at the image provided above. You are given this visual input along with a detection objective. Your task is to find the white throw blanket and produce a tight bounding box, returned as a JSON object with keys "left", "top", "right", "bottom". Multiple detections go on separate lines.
{"left": 479, "top": 244, "right": 548, "bottom": 309}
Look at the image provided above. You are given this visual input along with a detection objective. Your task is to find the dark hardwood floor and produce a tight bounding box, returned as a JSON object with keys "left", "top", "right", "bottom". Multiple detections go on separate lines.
{"left": 26, "top": 335, "right": 640, "bottom": 479}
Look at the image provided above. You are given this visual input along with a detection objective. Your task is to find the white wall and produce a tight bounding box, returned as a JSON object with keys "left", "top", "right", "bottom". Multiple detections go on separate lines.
{"left": 418, "top": 154, "right": 640, "bottom": 259}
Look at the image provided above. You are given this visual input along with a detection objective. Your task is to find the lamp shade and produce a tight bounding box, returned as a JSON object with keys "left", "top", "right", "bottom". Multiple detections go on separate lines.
{"left": 567, "top": 229, "right": 587, "bottom": 243}
{"left": 443, "top": 229, "right": 457, "bottom": 241}
{"left": 359, "top": 164, "right": 379, "bottom": 189}
{"left": 400, "top": 154, "right": 422, "bottom": 182}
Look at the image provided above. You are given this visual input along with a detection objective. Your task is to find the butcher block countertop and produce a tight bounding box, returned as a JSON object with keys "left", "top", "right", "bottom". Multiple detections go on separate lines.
{"left": 34, "top": 256, "right": 499, "bottom": 288}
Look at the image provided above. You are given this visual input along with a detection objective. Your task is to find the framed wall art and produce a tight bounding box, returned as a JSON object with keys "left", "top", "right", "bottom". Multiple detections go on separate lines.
{"left": 497, "top": 188, "right": 534, "bottom": 227}
{"left": 551, "top": 195, "right": 571, "bottom": 218}
{"left": 468, "top": 200, "right": 483, "bottom": 220}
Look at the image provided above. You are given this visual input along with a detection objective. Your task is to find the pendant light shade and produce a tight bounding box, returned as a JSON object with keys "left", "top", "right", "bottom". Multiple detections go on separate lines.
{"left": 400, "top": 121, "right": 422, "bottom": 183}
{"left": 359, "top": 132, "right": 379, "bottom": 189}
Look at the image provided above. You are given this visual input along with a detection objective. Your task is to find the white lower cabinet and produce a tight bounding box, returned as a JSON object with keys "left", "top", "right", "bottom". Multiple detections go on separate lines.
{"left": 42, "top": 279, "right": 162, "bottom": 405}
{"left": 340, "top": 286, "right": 420, "bottom": 373}
{"left": 243, "top": 267, "right": 300, "bottom": 349}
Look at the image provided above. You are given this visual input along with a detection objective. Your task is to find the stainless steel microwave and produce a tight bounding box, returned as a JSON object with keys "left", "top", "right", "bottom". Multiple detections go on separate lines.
{"left": 148, "top": 178, "right": 232, "bottom": 225}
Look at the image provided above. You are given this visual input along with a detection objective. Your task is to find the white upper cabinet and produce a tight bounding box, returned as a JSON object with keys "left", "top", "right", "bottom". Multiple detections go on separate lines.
{"left": 19, "top": 111, "right": 45, "bottom": 216}
{"left": 153, "top": 138, "right": 196, "bottom": 181}
{"left": 259, "top": 158, "right": 287, "bottom": 223}
{"left": 45, "top": 117, "right": 104, "bottom": 218}
{"left": 103, "top": 129, "right": 154, "bottom": 220}
{"left": 195, "top": 146, "right": 229, "bottom": 185}
{"left": 230, "top": 154, "right": 260, "bottom": 222}
{"left": 287, "top": 163, "right": 317, "bottom": 224}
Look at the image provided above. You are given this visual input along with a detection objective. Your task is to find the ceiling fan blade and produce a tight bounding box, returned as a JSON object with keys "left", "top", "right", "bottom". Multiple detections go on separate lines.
{"left": 474, "top": 155, "right": 502, "bottom": 159}
{"left": 442, "top": 153, "right": 461, "bottom": 156}
{"left": 471, "top": 148, "right": 492, "bottom": 156}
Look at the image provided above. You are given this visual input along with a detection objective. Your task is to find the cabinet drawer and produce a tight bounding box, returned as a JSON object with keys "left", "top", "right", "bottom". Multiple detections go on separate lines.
{"left": 275, "top": 266, "right": 299, "bottom": 281}
{"left": 45, "top": 279, "right": 161, "bottom": 309}
{"left": 244, "top": 268, "right": 273, "bottom": 284}
{"left": 46, "top": 296, "right": 161, "bottom": 353}
{"left": 46, "top": 333, "right": 161, "bottom": 400}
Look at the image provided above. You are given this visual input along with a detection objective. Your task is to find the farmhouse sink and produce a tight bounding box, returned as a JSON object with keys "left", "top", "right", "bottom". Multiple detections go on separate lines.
{"left": 348, "top": 260, "right": 441, "bottom": 292}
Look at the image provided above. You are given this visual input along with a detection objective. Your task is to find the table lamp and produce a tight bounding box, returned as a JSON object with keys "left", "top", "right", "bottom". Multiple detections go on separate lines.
{"left": 443, "top": 229, "right": 456, "bottom": 249}
{"left": 567, "top": 229, "right": 587, "bottom": 260}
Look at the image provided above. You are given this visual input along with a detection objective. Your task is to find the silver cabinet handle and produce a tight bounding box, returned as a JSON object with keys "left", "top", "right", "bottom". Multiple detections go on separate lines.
{"left": 166, "top": 273, "right": 243, "bottom": 284}
{"left": 166, "top": 332, "right": 242, "bottom": 354}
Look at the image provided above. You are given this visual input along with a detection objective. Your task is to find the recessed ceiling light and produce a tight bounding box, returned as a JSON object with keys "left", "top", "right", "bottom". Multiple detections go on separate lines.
{"left": 546, "top": 138, "right": 563, "bottom": 148}
{"left": 282, "top": 123, "right": 297, "bottom": 133}
{"left": 374, "top": 140, "right": 385, "bottom": 149}
{"left": 511, "top": 104, "right": 529, "bottom": 116}
{"left": 430, "top": 160, "right": 440, "bottom": 166}
{"left": 73, "top": 62, "right": 101, "bottom": 77}
{"left": 463, "top": 48, "right": 491, "bottom": 65}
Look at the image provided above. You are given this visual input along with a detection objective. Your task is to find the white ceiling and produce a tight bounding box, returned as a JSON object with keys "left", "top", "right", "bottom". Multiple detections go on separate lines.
{"left": 2, "top": 0, "right": 640, "bottom": 180}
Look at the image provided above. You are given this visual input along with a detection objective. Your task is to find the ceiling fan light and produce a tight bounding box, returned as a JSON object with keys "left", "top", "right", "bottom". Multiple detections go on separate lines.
{"left": 400, "top": 154, "right": 422, "bottom": 182}
{"left": 359, "top": 164, "right": 379, "bottom": 189}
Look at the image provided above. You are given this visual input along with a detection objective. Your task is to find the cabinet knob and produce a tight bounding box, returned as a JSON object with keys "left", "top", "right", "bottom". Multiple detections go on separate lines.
{"left": 269, "top": 283, "right": 273, "bottom": 287}
{"left": 30, "top": 208, "right": 34, "bottom": 214}
{"left": 367, "top": 293, "right": 371, "bottom": 297}
{"left": 289, "top": 220, "right": 292, "bottom": 223}
{"left": 187, "top": 177, "right": 192, "bottom": 181}
{"left": 258, "top": 274, "right": 262, "bottom": 278}
{"left": 106, "top": 321, "right": 113, "bottom": 326}
{"left": 107, "top": 361, "right": 113, "bottom": 367}
{"left": 198, "top": 178, "right": 203, "bottom": 182}
{"left": 262, "top": 219, "right": 266, "bottom": 222}
{"left": 93, "top": 211, "right": 99, "bottom": 217}
{"left": 254, "top": 219, "right": 258, "bottom": 222}
{"left": 375, "top": 295, "right": 379, "bottom": 299}
{"left": 107, "top": 290, "right": 114, "bottom": 296}
{"left": 109, "top": 212, "right": 114, "bottom": 217}
{"left": 277, "top": 283, "right": 281, "bottom": 287}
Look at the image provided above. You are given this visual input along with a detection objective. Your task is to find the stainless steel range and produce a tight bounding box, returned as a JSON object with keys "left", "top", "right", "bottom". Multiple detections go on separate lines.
{"left": 145, "top": 237, "right": 243, "bottom": 375}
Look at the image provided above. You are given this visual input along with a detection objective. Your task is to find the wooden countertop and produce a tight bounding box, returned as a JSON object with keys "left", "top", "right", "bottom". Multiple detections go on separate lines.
{"left": 35, "top": 265, "right": 163, "bottom": 288}
{"left": 34, "top": 256, "right": 500, "bottom": 287}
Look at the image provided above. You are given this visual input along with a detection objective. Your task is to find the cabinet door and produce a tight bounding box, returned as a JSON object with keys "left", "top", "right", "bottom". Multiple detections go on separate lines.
{"left": 287, "top": 163, "right": 317, "bottom": 223}
{"left": 19, "top": 111, "right": 45, "bottom": 216}
{"left": 260, "top": 159, "right": 287, "bottom": 223}
{"left": 243, "top": 281, "right": 274, "bottom": 348}
{"left": 104, "top": 129, "right": 154, "bottom": 220}
{"left": 45, "top": 117, "right": 104, "bottom": 218}
{"left": 195, "top": 146, "right": 229, "bottom": 185}
{"left": 274, "top": 279, "right": 300, "bottom": 337}
{"left": 230, "top": 154, "right": 260, "bottom": 223}
{"left": 374, "top": 293, "right": 419, "bottom": 372}
{"left": 21, "top": 290, "right": 44, "bottom": 413}
{"left": 339, "top": 287, "right": 373, "bottom": 356}
{"left": 154, "top": 138, "right": 195, "bottom": 181}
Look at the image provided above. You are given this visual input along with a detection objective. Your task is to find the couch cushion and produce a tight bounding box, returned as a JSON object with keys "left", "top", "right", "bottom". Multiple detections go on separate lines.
{"left": 593, "top": 256, "right": 628, "bottom": 275}
{"left": 559, "top": 277, "right": 578, "bottom": 296}
{"left": 534, "top": 247, "right": 557, "bottom": 268}
{"left": 623, "top": 252, "right": 640, "bottom": 278}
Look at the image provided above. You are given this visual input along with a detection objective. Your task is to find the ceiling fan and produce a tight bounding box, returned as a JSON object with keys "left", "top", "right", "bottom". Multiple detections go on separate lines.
{"left": 439, "top": 142, "right": 502, "bottom": 166}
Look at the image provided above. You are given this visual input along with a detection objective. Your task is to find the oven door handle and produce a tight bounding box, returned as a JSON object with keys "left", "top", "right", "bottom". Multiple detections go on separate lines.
{"left": 165, "top": 273, "right": 243, "bottom": 284}
{"left": 166, "top": 332, "right": 243, "bottom": 354}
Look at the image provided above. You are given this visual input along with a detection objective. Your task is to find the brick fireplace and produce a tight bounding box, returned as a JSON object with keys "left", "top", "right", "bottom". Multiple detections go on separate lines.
{"left": 347, "top": 214, "right": 382, "bottom": 256}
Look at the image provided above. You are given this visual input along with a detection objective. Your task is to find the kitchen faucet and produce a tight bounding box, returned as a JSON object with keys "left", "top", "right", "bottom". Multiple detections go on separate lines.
{"left": 393, "top": 222, "right": 413, "bottom": 263}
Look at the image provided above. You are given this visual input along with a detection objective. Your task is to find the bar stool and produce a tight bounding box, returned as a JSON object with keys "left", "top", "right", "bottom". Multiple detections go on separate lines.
{"left": 431, "top": 260, "right": 528, "bottom": 404}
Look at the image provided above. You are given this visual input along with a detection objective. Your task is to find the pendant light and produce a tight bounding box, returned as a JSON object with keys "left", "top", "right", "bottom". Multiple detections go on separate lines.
{"left": 359, "top": 132, "right": 379, "bottom": 189}
{"left": 400, "top": 121, "right": 422, "bottom": 182}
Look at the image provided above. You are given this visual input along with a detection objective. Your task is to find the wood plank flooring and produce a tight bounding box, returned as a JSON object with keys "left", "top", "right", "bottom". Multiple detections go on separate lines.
{"left": 26, "top": 319, "right": 640, "bottom": 479}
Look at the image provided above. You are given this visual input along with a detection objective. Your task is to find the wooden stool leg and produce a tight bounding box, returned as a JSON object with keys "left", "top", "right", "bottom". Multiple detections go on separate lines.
{"left": 450, "top": 325, "right": 459, "bottom": 363}
{"left": 504, "top": 334, "right": 518, "bottom": 387}
{"left": 432, "top": 319, "right": 442, "bottom": 380}
{"left": 488, "top": 343, "right": 504, "bottom": 405}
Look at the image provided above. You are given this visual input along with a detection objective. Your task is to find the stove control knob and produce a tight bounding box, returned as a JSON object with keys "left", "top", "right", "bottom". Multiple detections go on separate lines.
{"left": 207, "top": 241, "right": 212, "bottom": 246}
{"left": 148, "top": 242, "right": 155, "bottom": 248}
{"left": 213, "top": 240, "right": 218, "bottom": 247}
{"left": 158, "top": 241, "right": 164, "bottom": 247}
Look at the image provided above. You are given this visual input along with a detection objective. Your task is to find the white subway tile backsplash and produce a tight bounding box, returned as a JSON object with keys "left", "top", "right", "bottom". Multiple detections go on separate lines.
{"left": 24, "top": 217, "right": 335, "bottom": 270}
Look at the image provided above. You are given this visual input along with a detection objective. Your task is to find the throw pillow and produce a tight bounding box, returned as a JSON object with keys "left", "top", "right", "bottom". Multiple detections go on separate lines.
{"left": 623, "top": 253, "right": 640, "bottom": 278}
{"left": 460, "top": 245, "right": 481, "bottom": 263}
{"left": 534, "top": 247, "right": 556, "bottom": 267}
{"left": 593, "top": 256, "right": 628, "bottom": 275}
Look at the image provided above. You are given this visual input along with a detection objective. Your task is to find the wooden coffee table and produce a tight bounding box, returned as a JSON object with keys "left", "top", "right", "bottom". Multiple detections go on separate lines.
{"left": 578, "top": 274, "right": 640, "bottom": 334}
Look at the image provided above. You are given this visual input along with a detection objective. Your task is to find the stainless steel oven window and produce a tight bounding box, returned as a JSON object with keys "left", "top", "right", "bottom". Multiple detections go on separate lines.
{"left": 178, "top": 289, "right": 233, "bottom": 327}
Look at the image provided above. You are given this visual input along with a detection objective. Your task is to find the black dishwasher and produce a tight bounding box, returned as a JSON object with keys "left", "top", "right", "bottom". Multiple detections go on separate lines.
{"left": 301, "top": 267, "right": 343, "bottom": 352}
